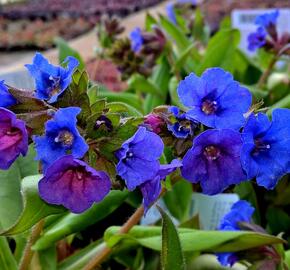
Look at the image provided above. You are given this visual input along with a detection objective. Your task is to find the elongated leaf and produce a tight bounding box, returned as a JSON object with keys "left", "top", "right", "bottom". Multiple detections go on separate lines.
{"left": 104, "top": 226, "right": 284, "bottom": 253}
{"left": 159, "top": 15, "right": 190, "bottom": 52}
{"left": 285, "top": 250, "right": 290, "bottom": 268}
{"left": 158, "top": 206, "right": 185, "bottom": 270}
{"left": 55, "top": 37, "right": 85, "bottom": 70}
{"left": 38, "top": 246, "right": 57, "bottom": 270}
{"left": 197, "top": 29, "right": 240, "bottom": 75}
{"left": 174, "top": 42, "right": 201, "bottom": 71}
{"left": 1, "top": 175, "right": 66, "bottom": 236}
{"left": 0, "top": 145, "right": 38, "bottom": 230}
{"left": 97, "top": 90, "right": 143, "bottom": 112}
{"left": 128, "top": 74, "right": 163, "bottom": 98}
{"left": 0, "top": 237, "right": 17, "bottom": 270}
{"left": 33, "top": 190, "right": 128, "bottom": 250}
{"left": 106, "top": 101, "right": 143, "bottom": 117}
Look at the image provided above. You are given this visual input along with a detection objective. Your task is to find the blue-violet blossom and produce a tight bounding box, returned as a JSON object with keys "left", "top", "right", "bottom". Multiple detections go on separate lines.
{"left": 217, "top": 200, "right": 255, "bottom": 266}
{"left": 247, "top": 27, "right": 267, "bottom": 51}
{"left": 25, "top": 52, "right": 79, "bottom": 103}
{"left": 241, "top": 108, "right": 290, "bottom": 189}
{"left": 130, "top": 27, "right": 144, "bottom": 52}
{"left": 34, "top": 107, "right": 88, "bottom": 171}
{"left": 140, "top": 159, "right": 182, "bottom": 213}
{"left": 177, "top": 68, "right": 252, "bottom": 130}
{"left": 181, "top": 129, "right": 247, "bottom": 195}
{"left": 0, "top": 80, "right": 17, "bottom": 108}
{"left": 38, "top": 155, "right": 111, "bottom": 213}
{"left": 0, "top": 108, "right": 28, "bottom": 169}
{"left": 166, "top": 3, "right": 176, "bottom": 24}
{"left": 116, "top": 126, "right": 164, "bottom": 190}
{"left": 167, "top": 106, "right": 198, "bottom": 139}
{"left": 255, "top": 10, "right": 279, "bottom": 29}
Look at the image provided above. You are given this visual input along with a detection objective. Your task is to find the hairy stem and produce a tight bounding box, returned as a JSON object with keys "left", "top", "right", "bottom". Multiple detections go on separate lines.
{"left": 83, "top": 206, "right": 145, "bottom": 270}
{"left": 19, "top": 219, "right": 44, "bottom": 270}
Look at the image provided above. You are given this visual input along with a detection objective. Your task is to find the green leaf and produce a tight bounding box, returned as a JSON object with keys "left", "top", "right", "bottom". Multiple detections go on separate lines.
{"left": 104, "top": 226, "right": 284, "bottom": 253}
{"left": 0, "top": 145, "right": 38, "bottom": 230}
{"left": 174, "top": 43, "right": 201, "bottom": 72}
{"left": 1, "top": 175, "right": 66, "bottom": 236}
{"left": 33, "top": 190, "right": 128, "bottom": 250}
{"left": 97, "top": 89, "right": 143, "bottom": 112}
{"left": 197, "top": 29, "right": 240, "bottom": 75}
{"left": 144, "top": 57, "right": 171, "bottom": 113}
{"left": 285, "top": 250, "right": 290, "bottom": 268}
{"left": 38, "top": 246, "right": 57, "bottom": 270}
{"left": 158, "top": 206, "right": 186, "bottom": 270}
{"left": 145, "top": 12, "right": 158, "bottom": 31}
{"left": 106, "top": 102, "right": 143, "bottom": 117}
{"left": 128, "top": 74, "right": 163, "bottom": 98}
{"left": 267, "top": 94, "right": 290, "bottom": 116}
{"left": 54, "top": 37, "right": 85, "bottom": 70}
{"left": 163, "top": 180, "right": 192, "bottom": 222}
{"left": 0, "top": 237, "right": 17, "bottom": 270}
{"left": 159, "top": 15, "right": 190, "bottom": 52}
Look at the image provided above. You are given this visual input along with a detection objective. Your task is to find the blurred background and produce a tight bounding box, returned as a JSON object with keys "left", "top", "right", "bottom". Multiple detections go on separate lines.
{"left": 0, "top": 0, "right": 289, "bottom": 88}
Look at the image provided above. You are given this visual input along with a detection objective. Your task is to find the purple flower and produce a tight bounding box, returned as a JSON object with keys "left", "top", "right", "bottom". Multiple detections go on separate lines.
{"left": 255, "top": 10, "right": 279, "bottom": 29}
{"left": 181, "top": 129, "right": 247, "bottom": 195}
{"left": 217, "top": 200, "right": 254, "bottom": 266}
{"left": 25, "top": 52, "right": 79, "bottom": 103}
{"left": 241, "top": 109, "right": 290, "bottom": 189}
{"left": 38, "top": 155, "right": 111, "bottom": 213}
{"left": 0, "top": 80, "right": 17, "bottom": 108}
{"left": 34, "top": 107, "right": 88, "bottom": 171}
{"left": 140, "top": 159, "right": 182, "bottom": 213}
{"left": 167, "top": 106, "right": 198, "bottom": 139}
{"left": 247, "top": 27, "right": 267, "bottom": 52}
{"left": 129, "top": 27, "right": 144, "bottom": 52}
{"left": 177, "top": 68, "right": 252, "bottom": 130}
{"left": 116, "top": 126, "right": 164, "bottom": 190}
{"left": 0, "top": 108, "right": 28, "bottom": 169}
{"left": 166, "top": 3, "right": 176, "bottom": 24}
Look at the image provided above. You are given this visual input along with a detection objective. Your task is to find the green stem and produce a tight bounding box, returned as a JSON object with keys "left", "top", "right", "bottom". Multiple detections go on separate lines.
{"left": 18, "top": 220, "right": 44, "bottom": 270}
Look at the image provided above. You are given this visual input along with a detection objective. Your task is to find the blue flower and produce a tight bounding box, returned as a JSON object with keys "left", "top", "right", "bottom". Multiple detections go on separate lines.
{"left": 255, "top": 10, "right": 279, "bottom": 29}
{"left": 167, "top": 106, "right": 198, "bottom": 139}
{"left": 181, "top": 129, "right": 247, "bottom": 195}
{"left": 166, "top": 3, "right": 176, "bottom": 24}
{"left": 177, "top": 68, "right": 252, "bottom": 130}
{"left": 140, "top": 159, "right": 182, "bottom": 213}
{"left": 0, "top": 108, "right": 28, "bottom": 169}
{"left": 116, "top": 126, "right": 164, "bottom": 190}
{"left": 247, "top": 27, "right": 267, "bottom": 51}
{"left": 241, "top": 109, "right": 290, "bottom": 189}
{"left": 34, "top": 107, "right": 88, "bottom": 171}
{"left": 39, "top": 155, "right": 111, "bottom": 213}
{"left": 0, "top": 80, "right": 17, "bottom": 108}
{"left": 130, "top": 27, "right": 144, "bottom": 52}
{"left": 25, "top": 53, "right": 79, "bottom": 103}
{"left": 217, "top": 200, "right": 255, "bottom": 266}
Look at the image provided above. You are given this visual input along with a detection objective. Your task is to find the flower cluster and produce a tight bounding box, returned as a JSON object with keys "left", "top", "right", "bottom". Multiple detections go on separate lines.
{"left": 247, "top": 10, "right": 289, "bottom": 53}
{"left": 0, "top": 53, "right": 111, "bottom": 214}
{"left": 175, "top": 67, "right": 290, "bottom": 194}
